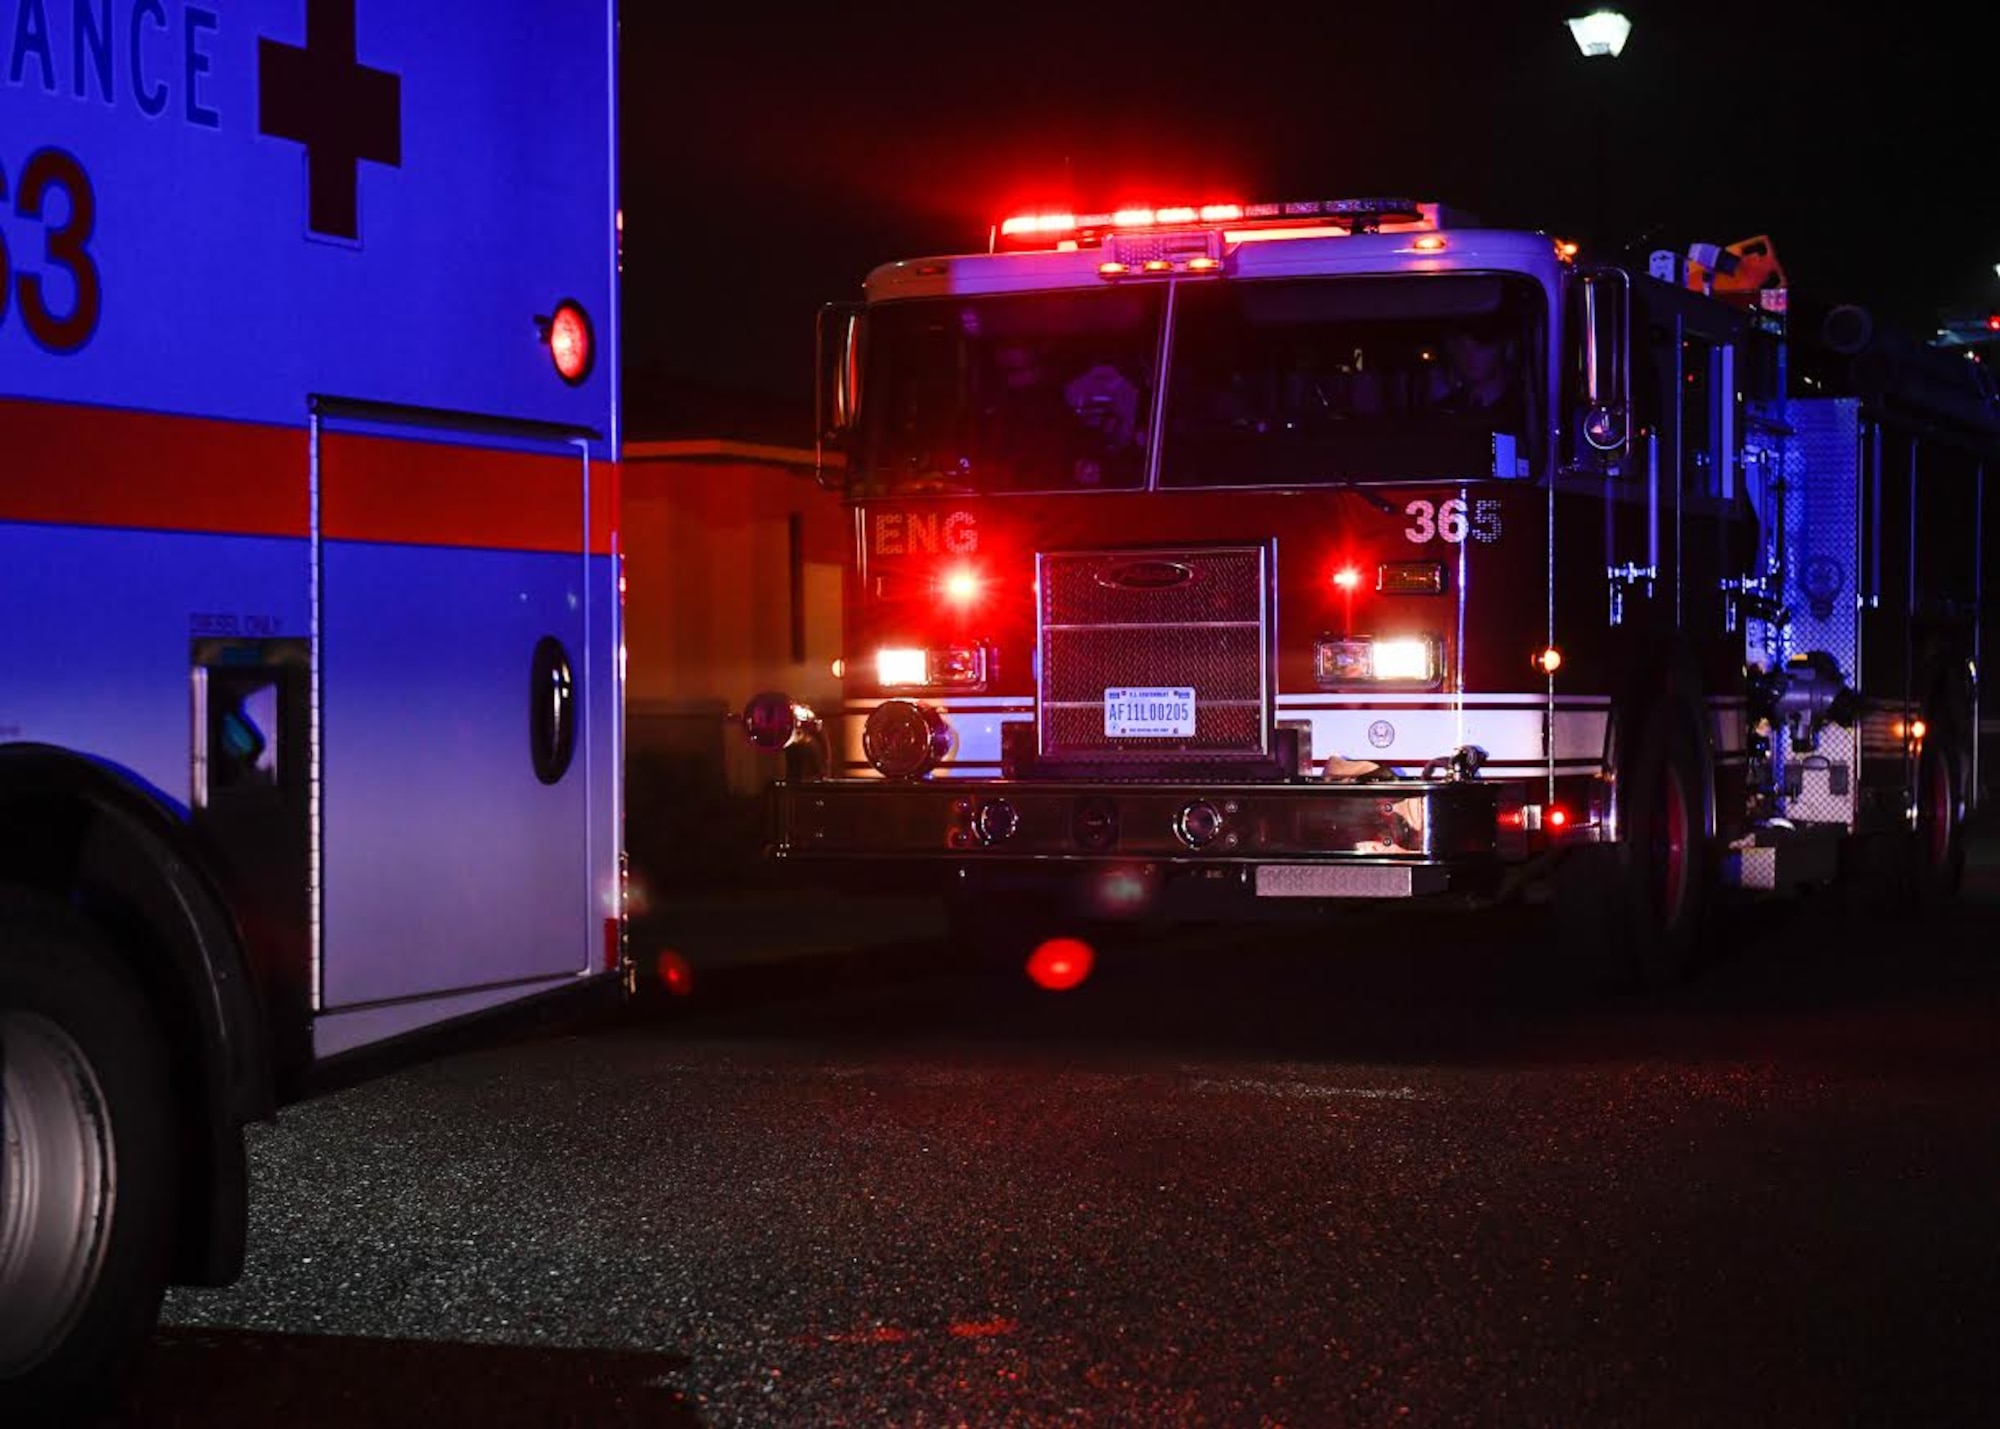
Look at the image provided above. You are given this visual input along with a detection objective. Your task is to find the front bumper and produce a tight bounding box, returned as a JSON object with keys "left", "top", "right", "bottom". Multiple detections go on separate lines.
{"left": 765, "top": 775, "right": 1524, "bottom": 899}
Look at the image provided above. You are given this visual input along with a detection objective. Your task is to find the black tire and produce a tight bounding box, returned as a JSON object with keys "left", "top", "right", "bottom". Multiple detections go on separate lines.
{"left": 1900, "top": 715, "right": 1970, "bottom": 918}
{"left": 1, "top": 897, "right": 179, "bottom": 1424}
{"left": 1552, "top": 705, "right": 1713, "bottom": 992}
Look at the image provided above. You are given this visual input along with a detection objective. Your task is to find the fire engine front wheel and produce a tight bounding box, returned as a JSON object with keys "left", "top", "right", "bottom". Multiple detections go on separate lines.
{"left": 1901, "top": 714, "right": 1970, "bottom": 917}
{"left": 1553, "top": 706, "right": 1714, "bottom": 992}
{"left": 0, "top": 896, "right": 179, "bottom": 1424}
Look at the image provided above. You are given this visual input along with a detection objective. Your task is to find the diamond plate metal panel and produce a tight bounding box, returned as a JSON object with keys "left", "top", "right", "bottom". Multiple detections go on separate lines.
{"left": 1752, "top": 398, "right": 1860, "bottom": 824}
{"left": 1254, "top": 864, "right": 1445, "bottom": 898}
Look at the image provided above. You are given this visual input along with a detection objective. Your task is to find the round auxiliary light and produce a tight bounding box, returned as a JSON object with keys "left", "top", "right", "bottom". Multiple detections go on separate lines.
{"left": 1174, "top": 800, "right": 1225, "bottom": 849}
{"left": 973, "top": 798, "right": 1019, "bottom": 845}
{"left": 862, "top": 700, "right": 951, "bottom": 779}
{"left": 546, "top": 299, "right": 594, "bottom": 385}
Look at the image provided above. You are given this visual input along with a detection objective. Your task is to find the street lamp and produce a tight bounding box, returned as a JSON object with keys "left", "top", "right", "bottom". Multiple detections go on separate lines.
{"left": 1566, "top": 10, "right": 1631, "bottom": 251}
{"left": 1566, "top": 9, "right": 1632, "bottom": 58}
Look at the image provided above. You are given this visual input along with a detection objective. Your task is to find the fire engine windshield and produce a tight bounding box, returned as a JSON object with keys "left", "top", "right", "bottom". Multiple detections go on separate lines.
{"left": 848, "top": 274, "right": 1543, "bottom": 497}
{"left": 853, "top": 288, "right": 1163, "bottom": 497}
{"left": 1158, "top": 274, "right": 1544, "bottom": 488}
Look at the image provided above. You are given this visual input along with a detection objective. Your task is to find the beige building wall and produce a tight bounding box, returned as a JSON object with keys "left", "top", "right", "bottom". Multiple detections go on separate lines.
{"left": 620, "top": 440, "right": 845, "bottom": 810}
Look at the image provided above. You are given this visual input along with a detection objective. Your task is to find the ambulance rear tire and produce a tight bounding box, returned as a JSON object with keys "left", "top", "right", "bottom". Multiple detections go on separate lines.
{"left": 0, "top": 896, "right": 180, "bottom": 1425}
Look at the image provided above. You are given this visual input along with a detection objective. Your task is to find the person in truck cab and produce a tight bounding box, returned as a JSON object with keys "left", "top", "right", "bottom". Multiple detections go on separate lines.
{"left": 1427, "top": 327, "right": 1524, "bottom": 427}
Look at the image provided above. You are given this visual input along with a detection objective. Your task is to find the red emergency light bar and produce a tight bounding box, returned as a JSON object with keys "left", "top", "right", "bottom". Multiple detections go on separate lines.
{"left": 995, "top": 196, "right": 1440, "bottom": 251}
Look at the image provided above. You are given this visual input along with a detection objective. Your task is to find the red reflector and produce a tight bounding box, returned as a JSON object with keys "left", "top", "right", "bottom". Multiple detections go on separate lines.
{"left": 1025, "top": 936, "right": 1095, "bottom": 991}
{"left": 548, "top": 300, "right": 594, "bottom": 384}
{"left": 603, "top": 915, "right": 622, "bottom": 971}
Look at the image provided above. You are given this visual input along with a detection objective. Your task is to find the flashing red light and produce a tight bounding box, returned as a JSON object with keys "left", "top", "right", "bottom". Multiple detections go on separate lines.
{"left": 1332, "top": 566, "right": 1362, "bottom": 592}
{"left": 547, "top": 300, "right": 594, "bottom": 385}
{"left": 1546, "top": 807, "right": 1570, "bottom": 829}
{"left": 1987, "top": 314, "right": 2000, "bottom": 332}
{"left": 657, "top": 949, "right": 694, "bottom": 997}
{"left": 1025, "top": 936, "right": 1095, "bottom": 991}
{"left": 939, "top": 565, "right": 983, "bottom": 607}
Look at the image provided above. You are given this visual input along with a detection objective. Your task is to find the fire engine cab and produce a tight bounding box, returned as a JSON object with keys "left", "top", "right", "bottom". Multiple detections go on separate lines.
{"left": 742, "top": 197, "right": 1999, "bottom": 988}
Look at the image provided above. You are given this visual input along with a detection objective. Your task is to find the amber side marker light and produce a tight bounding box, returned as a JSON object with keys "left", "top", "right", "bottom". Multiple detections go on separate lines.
{"left": 1533, "top": 646, "right": 1563, "bottom": 675}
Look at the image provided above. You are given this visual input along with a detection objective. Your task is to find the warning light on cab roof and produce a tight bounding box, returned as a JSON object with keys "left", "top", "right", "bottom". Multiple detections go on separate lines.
{"left": 540, "top": 299, "right": 595, "bottom": 385}
{"left": 996, "top": 197, "right": 1437, "bottom": 251}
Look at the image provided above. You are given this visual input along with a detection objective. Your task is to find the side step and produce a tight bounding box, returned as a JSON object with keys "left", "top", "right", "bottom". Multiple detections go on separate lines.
{"left": 1720, "top": 824, "right": 1843, "bottom": 892}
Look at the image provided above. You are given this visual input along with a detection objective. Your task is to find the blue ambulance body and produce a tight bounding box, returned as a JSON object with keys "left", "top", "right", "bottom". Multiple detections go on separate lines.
{"left": 1, "top": 2, "right": 624, "bottom": 1410}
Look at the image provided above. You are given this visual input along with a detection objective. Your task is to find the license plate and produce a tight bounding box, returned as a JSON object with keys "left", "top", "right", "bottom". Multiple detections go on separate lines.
{"left": 1104, "top": 687, "right": 1195, "bottom": 738}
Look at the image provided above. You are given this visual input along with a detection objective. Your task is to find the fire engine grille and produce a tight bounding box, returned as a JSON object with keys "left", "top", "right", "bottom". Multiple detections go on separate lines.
{"left": 1037, "top": 544, "right": 1271, "bottom": 760}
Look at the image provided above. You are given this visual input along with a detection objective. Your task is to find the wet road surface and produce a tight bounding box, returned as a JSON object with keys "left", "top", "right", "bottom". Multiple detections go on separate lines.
{"left": 101, "top": 846, "right": 2000, "bottom": 1427}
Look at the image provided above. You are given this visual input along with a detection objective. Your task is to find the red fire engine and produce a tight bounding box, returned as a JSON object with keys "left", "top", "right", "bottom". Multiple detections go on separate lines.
{"left": 742, "top": 197, "right": 1998, "bottom": 988}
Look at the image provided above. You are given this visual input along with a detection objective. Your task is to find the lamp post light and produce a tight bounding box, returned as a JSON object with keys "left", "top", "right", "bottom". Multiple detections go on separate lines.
{"left": 1566, "top": 9, "right": 1632, "bottom": 58}
{"left": 1567, "top": 9, "right": 1631, "bottom": 252}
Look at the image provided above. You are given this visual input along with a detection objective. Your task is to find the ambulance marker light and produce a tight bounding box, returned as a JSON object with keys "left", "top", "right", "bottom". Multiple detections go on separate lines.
{"left": 1910, "top": 718, "right": 1927, "bottom": 741}
{"left": 1534, "top": 646, "right": 1563, "bottom": 675}
{"left": 1411, "top": 234, "right": 1447, "bottom": 252}
{"left": 546, "top": 300, "right": 594, "bottom": 385}
{"left": 1333, "top": 566, "right": 1363, "bottom": 591}
{"left": 1546, "top": 807, "right": 1569, "bottom": 829}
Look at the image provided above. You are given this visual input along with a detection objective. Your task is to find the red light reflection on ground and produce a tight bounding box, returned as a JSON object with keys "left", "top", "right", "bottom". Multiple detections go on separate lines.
{"left": 1025, "top": 937, "right": 1094, "bottom": 990}
{"left": 656, "top": 949, "right": 694, "bottom": 997}
{"left": 948, "top": 1316, "right": 1017, "bottom": 1338}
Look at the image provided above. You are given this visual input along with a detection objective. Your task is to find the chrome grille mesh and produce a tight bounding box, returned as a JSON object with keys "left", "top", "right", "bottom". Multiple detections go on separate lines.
{"left": 1037, "top": 544, "right": 1271, "bottom": 759}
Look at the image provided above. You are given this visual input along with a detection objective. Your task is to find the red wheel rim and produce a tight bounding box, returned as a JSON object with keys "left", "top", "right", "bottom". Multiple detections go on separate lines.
{"left": 1921, "top": 747, "right": 1952, "bottom": 867}
{"left": 1651, "top": 760, "right": 1689, "bottom": 922}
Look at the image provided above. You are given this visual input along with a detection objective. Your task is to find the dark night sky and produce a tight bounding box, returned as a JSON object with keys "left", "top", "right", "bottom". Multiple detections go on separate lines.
{"left": 618, "top": 2, "right": 1997, "bottom": 438}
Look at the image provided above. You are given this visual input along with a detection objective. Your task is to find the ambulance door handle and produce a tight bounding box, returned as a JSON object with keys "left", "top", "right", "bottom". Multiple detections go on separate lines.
{"left": 529, "top": 635, "right": 577, "bottom": 784}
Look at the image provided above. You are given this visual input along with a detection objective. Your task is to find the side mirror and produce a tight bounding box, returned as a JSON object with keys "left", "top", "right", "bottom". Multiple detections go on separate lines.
{"left": 738, "top": 691, "right": 821, "bottom": 753}
{"left": 814, "top": 302, "right": 863, "bottom": 493}
{"left": 1573, "top": 268, "right": 1630, "bottom": 460}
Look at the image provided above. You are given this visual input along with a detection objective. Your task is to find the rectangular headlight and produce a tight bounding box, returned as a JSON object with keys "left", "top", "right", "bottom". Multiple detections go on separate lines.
{"left": 876, "top": 646, "right": 989, "bottom": 689}
{"left": 1314, "top": 634, "right": 1439, "bottom": 687}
